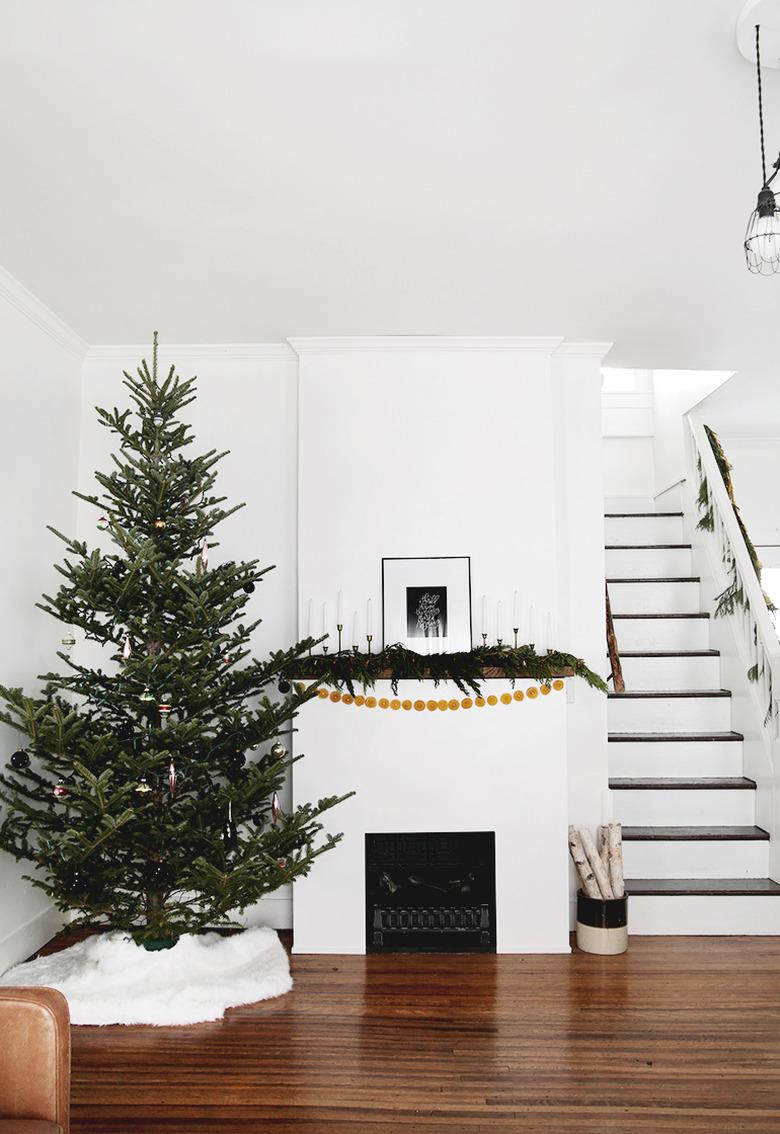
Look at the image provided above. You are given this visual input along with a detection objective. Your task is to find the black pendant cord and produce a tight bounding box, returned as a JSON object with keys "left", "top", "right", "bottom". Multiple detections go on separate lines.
{"left": 757, "top": 24, "right": 768, "bottom": 185}
{"left": 756, "top": 23, "right": 780, "bottom": 189}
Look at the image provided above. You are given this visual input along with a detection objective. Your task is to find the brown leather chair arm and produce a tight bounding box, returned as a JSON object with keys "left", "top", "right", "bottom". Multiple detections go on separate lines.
{"left": 0, "top": 987, "right": 70, "bottom": 1134}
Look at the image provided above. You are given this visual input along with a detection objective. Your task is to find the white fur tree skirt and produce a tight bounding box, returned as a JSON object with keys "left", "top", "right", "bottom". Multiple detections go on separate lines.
{"left": 0, "top": 926, "right": 292, "bottom": 1026}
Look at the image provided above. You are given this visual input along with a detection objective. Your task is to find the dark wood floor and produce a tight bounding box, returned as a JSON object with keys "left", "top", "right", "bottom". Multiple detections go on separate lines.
{"left": 61, "top": 935, "right": 780, "bottom": 1133}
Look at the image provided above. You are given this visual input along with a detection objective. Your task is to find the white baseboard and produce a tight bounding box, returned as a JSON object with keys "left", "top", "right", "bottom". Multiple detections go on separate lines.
{"left": 241, "top": 894, "right": 292, "bottom": 931}
{"left": 0, "top": 905, "right": 65, "bottom": 973}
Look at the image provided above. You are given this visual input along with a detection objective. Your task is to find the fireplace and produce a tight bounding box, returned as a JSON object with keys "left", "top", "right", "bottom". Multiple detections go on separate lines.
{"left": 365, "top": 831, "right": 496, "bottom": 953}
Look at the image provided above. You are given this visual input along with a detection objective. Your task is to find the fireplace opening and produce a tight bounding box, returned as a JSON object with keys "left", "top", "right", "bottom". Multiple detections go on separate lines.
{"left": 365, "top": 831, "right": 496, "bottom": 953}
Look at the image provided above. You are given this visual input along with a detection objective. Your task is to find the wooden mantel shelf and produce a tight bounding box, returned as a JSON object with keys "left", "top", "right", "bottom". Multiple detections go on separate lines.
{"left": 298, "top": 666, "right": 575, "bottom": 681}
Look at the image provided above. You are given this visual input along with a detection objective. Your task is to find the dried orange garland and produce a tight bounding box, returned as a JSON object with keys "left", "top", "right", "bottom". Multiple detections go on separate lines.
{"left": 312, "top": 679, "right": 565, "bottom": 711}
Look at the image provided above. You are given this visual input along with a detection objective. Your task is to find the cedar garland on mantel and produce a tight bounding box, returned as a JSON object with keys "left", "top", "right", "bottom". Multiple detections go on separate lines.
{"left": 286, "top": 643, "right": 607, "bottom": 697}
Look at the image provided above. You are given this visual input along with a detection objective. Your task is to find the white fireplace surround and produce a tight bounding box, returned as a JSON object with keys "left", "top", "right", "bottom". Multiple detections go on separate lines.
{"left": 291, "top": 335, "right": 609, "bottom": 952}
{"left": 293, "top": 679, "right": 571, "bottom": 954}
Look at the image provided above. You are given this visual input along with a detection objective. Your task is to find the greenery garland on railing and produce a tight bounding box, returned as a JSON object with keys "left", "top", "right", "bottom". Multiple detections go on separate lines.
{"left": 283, "top": 643, "right": 608, "bottom": 697}
{"left": 696, "top": 424, "right": 776, "bottom": 620}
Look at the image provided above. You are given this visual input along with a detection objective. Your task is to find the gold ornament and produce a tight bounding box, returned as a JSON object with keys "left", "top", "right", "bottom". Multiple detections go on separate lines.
{"left": 153, "top": 517, "right": 166, "bottom": 530}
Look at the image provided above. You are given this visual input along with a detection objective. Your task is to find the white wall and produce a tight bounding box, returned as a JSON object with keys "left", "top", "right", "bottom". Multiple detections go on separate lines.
{"left": 78, "top": 343, "right": 299, "bottom": 929}
{"left": 0, "top": 268, "right": 85, "bottom": 969}
{"left": 652, "top": 370, "right": 731, "bottom": 497}
{"left": 553, "top": 348, "right": 610, "bottom": 835}
{"left": 601, "top": 368, "right": 654, "bottom": 504}
{"left": 295, "top": 337, "right": 611, "bottom": 934}
{"left": 717, "top": 437, "right": 780, "bottom": 557}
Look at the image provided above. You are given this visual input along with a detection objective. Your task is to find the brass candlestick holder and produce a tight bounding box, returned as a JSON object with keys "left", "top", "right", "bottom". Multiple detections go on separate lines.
{"left": 366, "top": 634, "right": 373, "bottom": 655}
{"left": 322, "top": 645, "right": 329, "bottom": 655}
{"left": 481, "top": 632, "right": 488, "bottom": 647}
{"left": 497, "top": 638, "right": 503, "bottom": 648}
{"left": 513, "top": 627, "right": 519, "bottom": 648}
{"left": 337, "top": 623, "right": 343, "bottom": 653}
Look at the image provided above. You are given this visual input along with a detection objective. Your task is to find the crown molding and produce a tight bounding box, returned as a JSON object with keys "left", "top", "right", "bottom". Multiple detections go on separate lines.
{"left": 287, "top": 335, "right": 565, "bottom": 355}
{"left": 0, "top": 265, "right": 87, "bottom": 360}
{"left": 84, "top": 342, "right": 297, "bottom": 364}
{"left": 553, "top": 341, "right": 613, "bottom": 361}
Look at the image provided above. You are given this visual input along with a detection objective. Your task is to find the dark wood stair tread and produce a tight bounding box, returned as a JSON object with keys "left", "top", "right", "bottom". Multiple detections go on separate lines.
{"left": 605, "top": 544, "right": 692, "bottom": 550}
{"left": 625, "top": 878, "right": 780, "bottom": 896}
{"left": 622, "top": 826, "right": 768, "bottom": 841}
{"left": 610, "top": 777, "right": 755, "bottom": 790}
{"left": 609, "top": 731, "right": 744, "bottom": 742}
{"left": 612, "top": 612, "right": 710, "bottom": 619}
{"left": 606, "top": 577, "right": 700, "bottom": 583}
{"left": 608, "top": 689, "right": 730, "bottom": 699}
{"left": 616, "top": 650, "right": 719, "bottom": 657}
{"left": 605, "top": 512, "right": 683, "bottom": 518}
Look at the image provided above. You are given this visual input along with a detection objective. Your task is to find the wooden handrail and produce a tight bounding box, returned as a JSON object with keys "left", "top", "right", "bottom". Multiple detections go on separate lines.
{"left": 605, "top": 582, "right": 625, "bottom": 694}
{"left": 687, "top": 414, "right": 780, "bottom": 736}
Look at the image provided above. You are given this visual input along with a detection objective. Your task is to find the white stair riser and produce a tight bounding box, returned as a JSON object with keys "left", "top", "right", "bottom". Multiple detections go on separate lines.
{"left": 613, "top": 789, "right": 755, "bottom": 826}
{"left": 608, "top": 696, "right": 731, "bottom": 732}
{"left": 608, "top": 740, "right": 744, "bottom": 778}
{"left": 605, "top": 516, "right": 684, "bottom": 544}
{"left": 622, "top": 839, "right": 768, "bottom": 878}
{"left": 612, "top": 617, "right": 710, "bottom": 652}
{"left": 608, "top": 580, "right": 699, "bottom": 615}
{"left": 619, "top": 654, "right": 721, "bottom": 691}
{"left": 605, "top": 547, "right": 692, "bottom": 577}
{"left": 628, "top": 895, "right": 780, "bottom": 935}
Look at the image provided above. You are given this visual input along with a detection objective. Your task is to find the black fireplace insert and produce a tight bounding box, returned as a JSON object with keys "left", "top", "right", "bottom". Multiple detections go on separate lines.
{"left": 365, "top": 831, "right": 496, "bottom": 953}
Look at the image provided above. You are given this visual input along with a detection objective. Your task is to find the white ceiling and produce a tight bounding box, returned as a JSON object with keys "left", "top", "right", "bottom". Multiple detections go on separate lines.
{"left": 0, "top": 0, "right": 778, "bottom": 367}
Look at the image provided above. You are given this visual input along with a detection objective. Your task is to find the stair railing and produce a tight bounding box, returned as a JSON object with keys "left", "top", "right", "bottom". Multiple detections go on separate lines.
{"left": 605, "top": 582, "right": 625, "bottom": 693}
{"left": 686, "top": 415, "right": 780, "bottom": 743}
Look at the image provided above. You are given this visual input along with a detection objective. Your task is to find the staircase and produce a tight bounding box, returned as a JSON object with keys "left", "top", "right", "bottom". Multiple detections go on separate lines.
{"left": 605, "top": 500, "right": 780, "bottom": 933}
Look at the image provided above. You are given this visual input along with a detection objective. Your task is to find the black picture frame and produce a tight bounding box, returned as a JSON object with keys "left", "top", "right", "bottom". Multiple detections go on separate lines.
{"left": 381, "top": 556, "right": 473, "bottom": 653}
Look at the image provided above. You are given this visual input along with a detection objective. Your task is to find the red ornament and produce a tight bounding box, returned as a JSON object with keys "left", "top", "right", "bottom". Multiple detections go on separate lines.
{"left": 53, "top": 782, "right": 68, "bottom": 799}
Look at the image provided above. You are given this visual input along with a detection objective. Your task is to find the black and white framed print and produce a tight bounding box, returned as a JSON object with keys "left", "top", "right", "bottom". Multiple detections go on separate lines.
{"left": 382, "top": 556, "right": 472, "bottom": 653}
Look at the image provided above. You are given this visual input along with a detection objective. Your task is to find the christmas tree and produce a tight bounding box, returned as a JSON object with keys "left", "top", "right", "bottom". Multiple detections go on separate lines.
{"left": 0, "top": 336, "right": 350, "bottom": 947}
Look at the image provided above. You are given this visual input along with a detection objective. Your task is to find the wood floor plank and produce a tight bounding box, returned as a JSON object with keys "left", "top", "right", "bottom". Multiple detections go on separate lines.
{"left": 55, "top": 935, "right": 780, "bottom": 1132}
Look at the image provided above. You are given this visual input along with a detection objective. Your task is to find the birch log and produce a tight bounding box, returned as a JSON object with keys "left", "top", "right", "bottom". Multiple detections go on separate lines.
{"left": 598, "top": 824, "right": 610, "bottom": 870}
{"left": 567, "top": 826, "right": 601, "bottom": 899}
{"left": 580, "top": 827, "right": 615, "bottom": 900}
{"left": 608, "top": 822, "right": 625, "bottom": 898}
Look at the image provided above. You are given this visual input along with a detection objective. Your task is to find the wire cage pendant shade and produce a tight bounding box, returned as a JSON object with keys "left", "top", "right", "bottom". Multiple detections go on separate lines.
{"left": 745, "top": 23, "right": 780, "bottom": 273}
{"left": 745, "top": 187, "right": 780, "bottom": 273}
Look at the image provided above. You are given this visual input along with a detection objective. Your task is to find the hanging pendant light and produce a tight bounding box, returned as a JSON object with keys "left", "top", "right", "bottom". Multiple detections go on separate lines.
{"left": 745, "top": 25, "right": 780, "bottom": 273}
